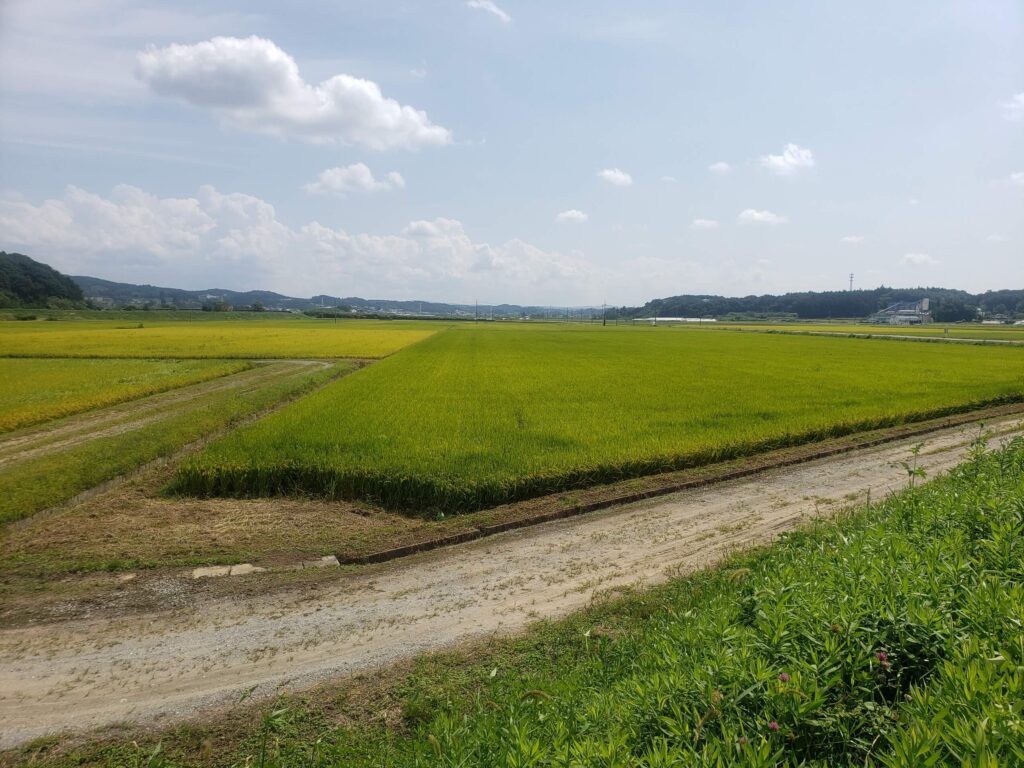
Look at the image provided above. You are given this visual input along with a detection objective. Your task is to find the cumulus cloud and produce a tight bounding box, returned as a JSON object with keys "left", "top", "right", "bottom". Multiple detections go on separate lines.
{"left": 738, "top": 209, "right": 786, "bottom": 225}
{"left": 304, "top": 163, "right": 405, "bottom": 196}
{"left": 555, "top": 209, "right": 588, "bottom": 223}
{"left": 136, "top": 36, "right": 452, "bottom": 151}
{"left": 1002, "top": 93, "right": 1024, "bottom": 122}
{"left": 841, "top": 235, "right": 864, "bottom": 243}
{"left": 660, "top": 175, "right": 678, "bottom": 183}
{"left": 690, "top": 218, "right": 719, "bottom": 230}
{"left": 466, "top": 0, "right": 511, "bottom": 23}
{"left": 901, "top": 253, "right": 938, "bottom": 267}
{"left": 597, "top": 168, "right": 633, "bottom": 186}
{"left": 708, "top": 161, "right": 733, "bottom": 175}
{"left": 0, "top": 185, "right": 591, "bottom": 301}
{"left": 760, "top": 143, "right": 815, "bottom": 176}
{"left": 1010, "top": 172, "right": 1024, "bottom": 186}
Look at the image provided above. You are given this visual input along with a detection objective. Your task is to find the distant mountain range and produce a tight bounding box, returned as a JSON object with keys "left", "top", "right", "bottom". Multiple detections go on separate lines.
{"left": 1, "top": 251, "right": 85, "bottom": 308}
{"left": 76, "top": 273, "right": 1023, "bottom": 323}
{"left": 2, "top": 252, "right": 1021, "bottom": 322}
{"left": 71, "top": 275, "right": 569, "bottom": 318}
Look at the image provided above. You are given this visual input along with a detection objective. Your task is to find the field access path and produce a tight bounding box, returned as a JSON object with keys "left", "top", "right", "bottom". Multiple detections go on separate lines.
{"left": 0, "top": 360, "right": 332, "bottom": 470}
{"left": 1, "top": 412, "right": 1023, "bottom": 749}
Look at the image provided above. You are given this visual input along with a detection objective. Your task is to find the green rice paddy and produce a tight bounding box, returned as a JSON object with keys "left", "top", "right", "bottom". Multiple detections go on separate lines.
{"left": 0, "top": 358, "right": 249, "bottom": 433}
{"left": 174, "top": 326, "right": 1024, "bottom": 512}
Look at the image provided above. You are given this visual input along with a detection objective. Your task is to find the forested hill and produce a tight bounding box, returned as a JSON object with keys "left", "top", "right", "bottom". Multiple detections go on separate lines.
{"left": 632, "top": 287, "right": 1024, "bottom": 322}
{"left": 0, "top": 252, "right": 84, "bottom": 308}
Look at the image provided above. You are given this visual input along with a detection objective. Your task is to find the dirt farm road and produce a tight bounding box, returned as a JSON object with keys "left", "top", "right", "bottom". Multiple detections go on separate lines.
{"left": 2, "top": 413, "right": 1023, "bottom": 749}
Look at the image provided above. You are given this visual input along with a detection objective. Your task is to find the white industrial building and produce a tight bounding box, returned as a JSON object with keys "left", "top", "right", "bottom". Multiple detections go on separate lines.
{"left": 869, "top": 299, "right": 932, "bottom": 325}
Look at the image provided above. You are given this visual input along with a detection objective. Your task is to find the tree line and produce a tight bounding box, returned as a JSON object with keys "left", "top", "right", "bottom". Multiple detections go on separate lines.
{"left": 612, "top": 287, "right": 1024, "bottom": 322}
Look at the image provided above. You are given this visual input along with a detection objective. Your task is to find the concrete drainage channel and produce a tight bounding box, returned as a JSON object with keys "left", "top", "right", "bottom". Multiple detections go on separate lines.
{"left": 190, "top": 555, "right": 340, "bottom": 579}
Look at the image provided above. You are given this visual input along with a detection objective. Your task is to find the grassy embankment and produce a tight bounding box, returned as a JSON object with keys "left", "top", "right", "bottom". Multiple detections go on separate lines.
{"left": 0, "top": 362, "right": 354, "bottom": 526}
{"left": 0, "top": 358, "right": 250, "bottom": 432}
{"left": 175, "top": 326, "right": 1024, "bottom": 513}
{"left": 16, "top": 438, "right": 1024, "bottom": 767}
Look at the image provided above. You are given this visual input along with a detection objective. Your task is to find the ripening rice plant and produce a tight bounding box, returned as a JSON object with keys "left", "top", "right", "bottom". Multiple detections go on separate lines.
{"left": 173, "top": 325, "right": 1024, "bottom": 513}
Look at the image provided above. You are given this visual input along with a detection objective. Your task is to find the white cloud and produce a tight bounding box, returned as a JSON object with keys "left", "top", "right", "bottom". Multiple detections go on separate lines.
{"left": 0, "top": 2, "right": 258, "bottom": 103}
{"left": 841, "top": 235, "right": 864, "bottom": 243}
{"left": 660, "top": 175, "right": 678, "bottom": 183}
{"left": 760, "top": 143, "right": 815, "bottom": 176}
{"left": 1002, "top": 93, "right": 1024, "bottom": 122}
{"left": 1010, "top": 172, "right": 1024, "bottom": 186}
{"left": 597, "top": 168, "right": 633, "bottom": 186}
{"left": 466, "top": 0, "right": 511, "bottom": 23}
{"left": 304, "top": 163, "right": 405, "bottom": 196}
{"left": 136, "top": 36, "right": 452, "bottom": 151}
{"left": 410, "top": 67, "right": 428, "bottom": 79}
{"left": 738, "top": 209, "right": 787, "bottom": 225}
{"left": 908, "top": 198, "right": 920, "bottom": 206}
{"left": 900, "top": 253, "right": 938, "bottom": 267}
{"left": 0, "top": 184, "right": 591, "bottom": 302}
{"left": 555, "top": 209, "right": 588, "bottom": 223}
{"left": 986, "top": 234, "right": 1005, "bottom": 243}
{"left": 690, "top": 218, "right": 719, "bottom": 230}
{"left": 708, "top": 161, "right": 733, "bottom": 175}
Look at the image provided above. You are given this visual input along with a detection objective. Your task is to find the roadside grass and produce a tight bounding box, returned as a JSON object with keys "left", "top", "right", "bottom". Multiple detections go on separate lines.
{"left": 0, "top": 362, "right": 354, "bottom": 526}
{"left": 0, "top": 319, "right": 437, "bottom": 358}
{"left": 0, "top": 358, "right": 249, "bottom": 433}
{"left": 174, "top": 326, "right": 1024, "bottom": 513}
{"left": 0, "top": 481, "right": 414, "bottom": 578}
{"left": 13, "top": 439, "right": 1024, "bottom": 767}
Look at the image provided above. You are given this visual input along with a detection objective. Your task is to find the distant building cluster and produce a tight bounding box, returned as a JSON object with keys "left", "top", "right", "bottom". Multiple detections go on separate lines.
{"left": 869, "top": 299, "right": 932, "bottom": 325}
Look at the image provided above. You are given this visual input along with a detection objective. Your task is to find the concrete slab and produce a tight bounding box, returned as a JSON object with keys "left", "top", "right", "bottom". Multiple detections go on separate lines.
{"left": 302, "top": 555, "right": 340, "bottom": 569}
{"left": 191, "top": 566, "right": 231, "bottom": 579}
{"left": 229, "top": 563, "right": 266, "bottom": 576}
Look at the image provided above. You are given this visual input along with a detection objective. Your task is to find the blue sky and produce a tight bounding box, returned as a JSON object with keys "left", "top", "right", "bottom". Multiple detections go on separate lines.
{"left": 0, "top": 0, "right": 1021, "bottom": 304}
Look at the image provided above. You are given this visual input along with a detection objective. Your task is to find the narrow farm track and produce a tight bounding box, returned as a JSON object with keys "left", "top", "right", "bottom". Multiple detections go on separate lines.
{"left": 1, "top": 413, "right": 1022, "bottom": 750}
{"left": 0, "top": 361, "right": 329, "bottom": 468}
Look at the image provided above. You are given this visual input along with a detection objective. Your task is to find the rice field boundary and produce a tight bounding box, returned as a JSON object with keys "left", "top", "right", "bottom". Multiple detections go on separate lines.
{"left": 337, "top": 400, "right": 1024, "bottom": 565}
{"left": 2, "top": 360, "right": 365, "bottom": 531}
{"left": 717, "top": 327, "right": 1024, "bottom": 345}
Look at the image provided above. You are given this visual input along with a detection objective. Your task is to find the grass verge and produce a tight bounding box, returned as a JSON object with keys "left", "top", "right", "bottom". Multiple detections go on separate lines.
{"left": 10, "top": 437, "right": 1024, "bottom": 766}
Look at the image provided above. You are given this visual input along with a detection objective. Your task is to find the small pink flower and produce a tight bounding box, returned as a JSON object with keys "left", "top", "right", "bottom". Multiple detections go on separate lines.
{"left": 778, "top": 672, "right": 790, "bottom": 683}
{"left": 877, "top": 651, "right": 888, "bottom": 662}
{"left": 768, "top": 721, "right": 780, "bottom": 732}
